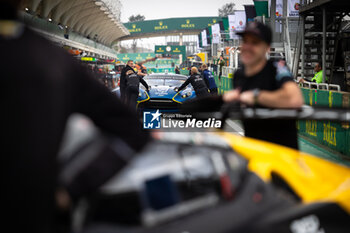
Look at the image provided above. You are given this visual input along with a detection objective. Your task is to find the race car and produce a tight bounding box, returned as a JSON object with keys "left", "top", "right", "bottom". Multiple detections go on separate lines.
{"left": 112, "top": 73, "right": 196, "bottom": 112}
{"left": 60, "top": 113, "right": 350, "bottom": 233}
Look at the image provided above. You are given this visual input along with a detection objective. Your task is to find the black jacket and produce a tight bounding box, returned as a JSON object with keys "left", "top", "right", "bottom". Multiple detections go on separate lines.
{"left": 120, "top": 65, "right": 136, "bottom": 98}
{"left": 178, "top": 73, "right": 208, "bottom": 92}
{"left": 126, "top": 73, "right": 149, "bottom": 90}
{"left": 0, "top": 26, "right": 150, "bottom": 233}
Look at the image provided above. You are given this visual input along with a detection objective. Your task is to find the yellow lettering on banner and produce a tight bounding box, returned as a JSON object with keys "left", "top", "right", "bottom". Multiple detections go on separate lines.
{"left": 306, "top": 120, "right": 317, "bottom": 136}
{"left": 329, "top": 91, "right": 333, "bottom": 108}
{"left": 154, "top": 21, "right": 168, "bottom": 30}
{"left": 154, "top": 25, "right": 168, "bottom": 30}
{"left": 323, "top": 122, "right": 337, "bottom": 146}
{"left": 309, "top": 90, "right": 313, "bottom": 106}
{"left": 128, "top": 28, "right": 141, "bottom": 33}
{"left": 181, "top": 24, "right": 195, "bottom": 28}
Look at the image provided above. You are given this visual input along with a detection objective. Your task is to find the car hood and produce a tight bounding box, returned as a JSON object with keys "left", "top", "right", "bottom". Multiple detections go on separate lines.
{"left": 148, "top": 85, "right": 177, "bottom": 98}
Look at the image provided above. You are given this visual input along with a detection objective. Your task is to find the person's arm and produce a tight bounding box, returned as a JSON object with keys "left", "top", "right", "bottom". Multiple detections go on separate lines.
{"left": 138, "top": 70, "right": 146, "bottom": 77}
{"left": 223, "top": 89, "right": 241, "bottom": 102}
{"left": 178, "top": 77, "right": 191, "bottom": 92}
{"left": 311, "top": 75, "right": 316, "bottom": 82}
{"left": 240, "top": 82, "right": 304, "bottom": 108}
{"left": 140, "top": 77, "right": 149, "bottom": 90}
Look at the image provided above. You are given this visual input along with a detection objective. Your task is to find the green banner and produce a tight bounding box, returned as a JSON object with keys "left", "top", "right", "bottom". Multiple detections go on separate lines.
{"left": 298, "top": 88, "right": 350, "bottom": 156}
{"left": 116, "top": 53, "right": 155, "bottom": 62}
{"left": 124, "top": 17, "right": 222, "bottom": 36}
{"left": 154, "top": 45, "right": 186, "bottom": 63}
{"left": 254, "top": 1, "right": 269, "bottom": 18}
{"left": 154, "top": 45, "right": 186, "bottom": 55}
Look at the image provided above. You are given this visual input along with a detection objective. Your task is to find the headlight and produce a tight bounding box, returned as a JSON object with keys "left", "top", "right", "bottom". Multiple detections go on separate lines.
{"left": 181, "top": 92, "right": 192, "bottom": 98}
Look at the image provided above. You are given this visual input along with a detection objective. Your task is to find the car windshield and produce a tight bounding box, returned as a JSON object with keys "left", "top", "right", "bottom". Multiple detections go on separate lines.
{"left": 144, "top": 76, "right": 187, "bottom": 87}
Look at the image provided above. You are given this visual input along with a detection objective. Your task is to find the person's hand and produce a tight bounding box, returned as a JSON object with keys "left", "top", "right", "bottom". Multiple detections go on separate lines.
{"left": 239, "top": 91, "right": 255, "bottom": 105}
{"left": 223, "top": 89, "right": 240, "bottom": 102}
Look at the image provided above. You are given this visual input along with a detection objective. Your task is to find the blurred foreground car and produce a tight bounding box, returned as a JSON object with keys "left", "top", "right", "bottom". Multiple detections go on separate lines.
{"left": 60, "top": 115, "right": 350, "bottom": 233}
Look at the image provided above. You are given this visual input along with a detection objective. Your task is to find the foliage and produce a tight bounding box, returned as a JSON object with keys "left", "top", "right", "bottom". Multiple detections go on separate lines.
{"left": 218, "top": 2, "right": 236, "bottom": 17}
{"left": 128, "top": 14, "right": 145, "bottom": 22}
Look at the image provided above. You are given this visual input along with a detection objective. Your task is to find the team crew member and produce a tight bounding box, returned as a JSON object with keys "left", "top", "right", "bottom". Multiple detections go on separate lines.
{"left": 201, "top": 64, "right": 218, "bottom": 95}
{"left": 177, "top": 67, "right": 210, "bottom": 98}
{"left": 223, "top": 22, "right": 303, "bottom": 149}
{"left": 217, "top": 55, "right": 226, "bottom": 85}
{"left": 311, "top": 62, "right": 324, "bottom": 83}
{"left": 0, "top": 1, "right": 150, "bottom": 232}
{"left": 136, "top": 63, "right": 148, "bottom": 75}
{"left": 125, "top": 70, "right": 149, "bottom": 108}
{"left": 120, "top": 60, "right": 136, "bottom": 102}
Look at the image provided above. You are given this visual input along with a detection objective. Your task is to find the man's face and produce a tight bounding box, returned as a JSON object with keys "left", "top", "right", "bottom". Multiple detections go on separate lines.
{"left": 314, "top": 63, "right": 321, "bottom": 72}
{"left": 240, "top": 34, "right": 269, "bottom": 67}
{"left": 128, "top": 61, "right": 134, "bottom": 68}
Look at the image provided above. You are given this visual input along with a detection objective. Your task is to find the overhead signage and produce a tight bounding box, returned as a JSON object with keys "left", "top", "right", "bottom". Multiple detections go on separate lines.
{"left": 124, "top": 17, "right": 223, "bottom": 36}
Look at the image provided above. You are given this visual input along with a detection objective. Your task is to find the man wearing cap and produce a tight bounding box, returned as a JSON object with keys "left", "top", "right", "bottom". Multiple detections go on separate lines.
{"left": 223, "top": 21, "right": 303, "bottom": 149}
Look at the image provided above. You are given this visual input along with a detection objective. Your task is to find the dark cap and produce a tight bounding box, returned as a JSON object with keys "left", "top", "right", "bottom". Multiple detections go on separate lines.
{"left": 236, "top": 21, "right": 272, "bottom": 45}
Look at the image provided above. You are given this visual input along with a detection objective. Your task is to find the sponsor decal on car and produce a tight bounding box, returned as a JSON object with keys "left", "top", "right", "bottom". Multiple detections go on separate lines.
{"left": 290, "top": 215, "right": 325, "bottom": 233}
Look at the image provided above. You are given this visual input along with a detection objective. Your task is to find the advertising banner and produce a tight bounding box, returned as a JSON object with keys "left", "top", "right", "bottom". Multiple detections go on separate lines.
{"left": 254, "top": 0, "right": 269, "bottom": 17}
{"left": 124, "top": 17, "right": 222, "bottom": 36}
{"left": 228, "top": 14, "right": 237, "bottom": 39}
{"left": 288, "top": 0, "right": 300, "bottom": 17}
{"left": 268, "top": 0, "right": 283, "bottom": 18}
{"left": 201, "top": 30, "right": 208, "bottom": 46}
{"left": 276, "top": 0, "right": 283, "bottom": 18}
{"left": 211, "top": 23, "right": 221, "bottom": 44}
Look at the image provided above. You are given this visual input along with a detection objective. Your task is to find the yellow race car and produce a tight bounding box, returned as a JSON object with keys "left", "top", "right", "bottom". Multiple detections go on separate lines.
{"left": 61, "top": 115, "right": 350, "bottom": 233}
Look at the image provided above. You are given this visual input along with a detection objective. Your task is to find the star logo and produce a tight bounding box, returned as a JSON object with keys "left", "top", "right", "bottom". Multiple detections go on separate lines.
{"left": 151, "top": 110, "right": 161, "bottom": 122}
{"left": 143, "top": 110, "right": 162, "bottom": 129}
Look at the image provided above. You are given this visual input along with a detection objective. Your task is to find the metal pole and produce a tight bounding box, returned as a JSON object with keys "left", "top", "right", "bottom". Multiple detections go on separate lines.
{"left": 179, "top": 33, "right": 183, "bottom": 63}
{"left": 322, "top": 7, "right": 326, "bottom": 83}
{"left": 283, "top": 0, "right": 287, "bottom": 36}
{"left": 270, "top": 0, "right": 276, "bottom": 41}
{"left": 301, "top": 15, "right": 305, "bottom": 79}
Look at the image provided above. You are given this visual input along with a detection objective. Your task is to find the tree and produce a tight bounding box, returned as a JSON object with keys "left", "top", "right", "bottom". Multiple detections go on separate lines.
{"left": 128, "top": 14, "right": 145, "bottom": 52}
{"left": 128, "top": 14, "right": 145, "bottom": 22}
{"left": 218, "top": 2, "right": 236, "bottom": 17}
